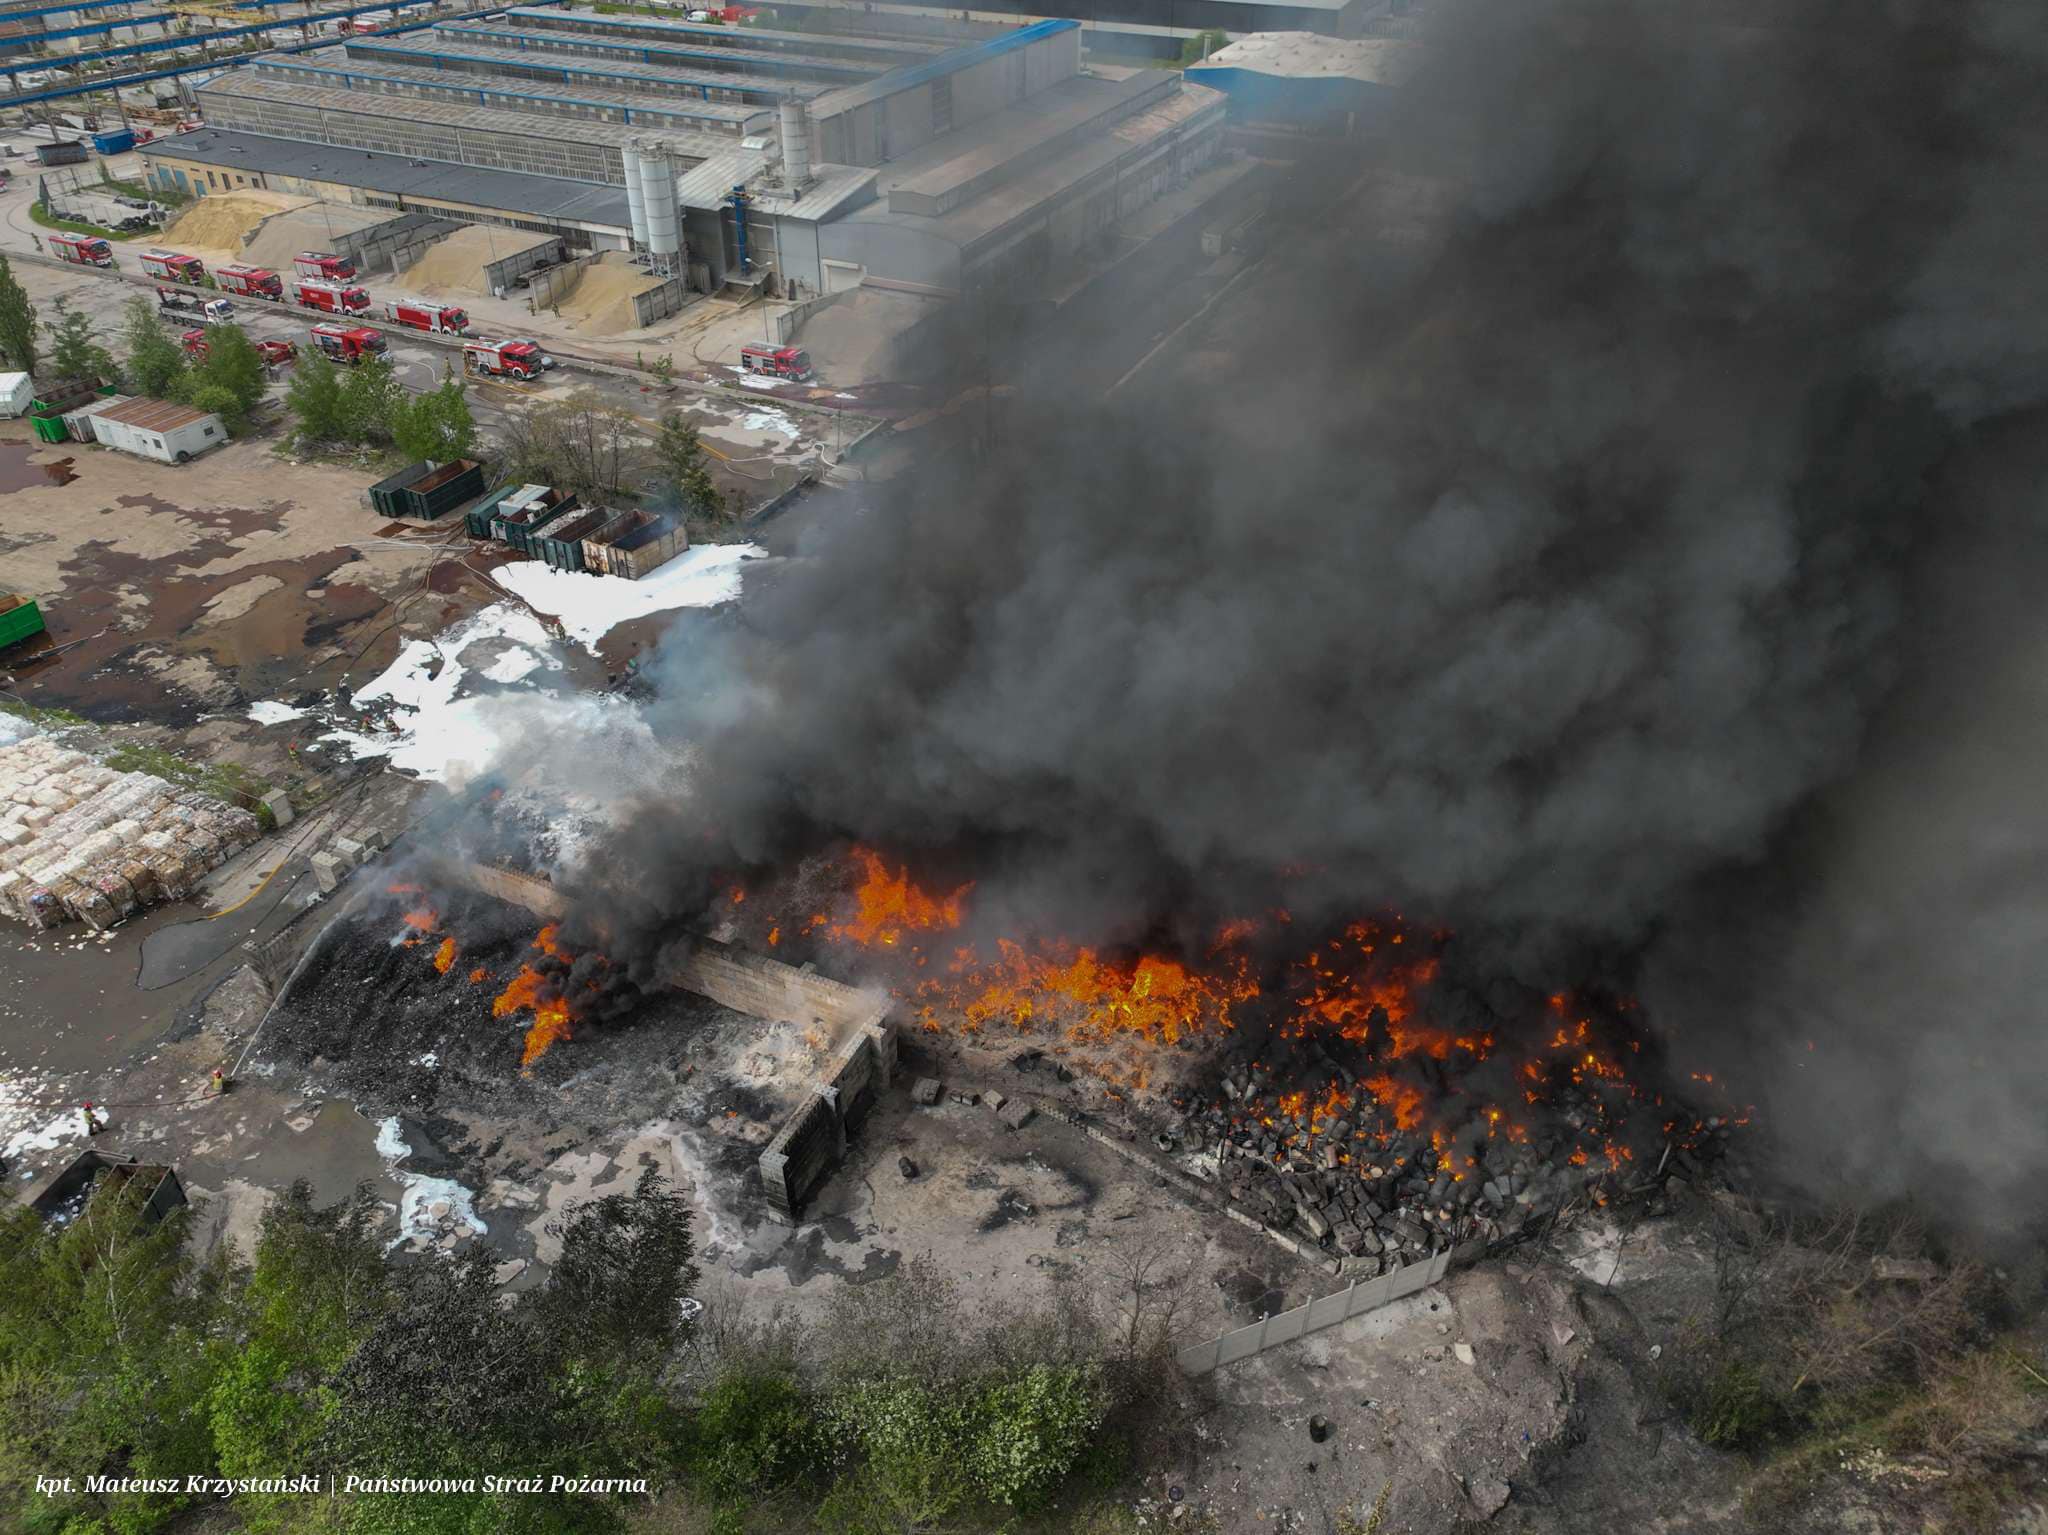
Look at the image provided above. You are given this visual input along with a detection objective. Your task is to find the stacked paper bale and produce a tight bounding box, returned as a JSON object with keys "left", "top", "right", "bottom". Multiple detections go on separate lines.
{"left": 0, "top": 733, "right": 262, "bottom": 929}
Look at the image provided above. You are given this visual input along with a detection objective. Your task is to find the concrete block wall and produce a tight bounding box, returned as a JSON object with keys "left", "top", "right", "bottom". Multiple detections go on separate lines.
{"left": 631, "top": 274, "right": 688, "bottom": 326}
{"left": 759, "top": 1092, "right": 839, "bottom": 1222}
{"left": 669, "top": 938, "right": 890, "bottom": 1033}
{"left": 347, "top": 214, "right": 463, "bottom": 277}
{"left": 757, "top": 1019, "right": 898, "bottom": 1221}
{"left": 449, "top": 861, "right": 571, "bottom": 919}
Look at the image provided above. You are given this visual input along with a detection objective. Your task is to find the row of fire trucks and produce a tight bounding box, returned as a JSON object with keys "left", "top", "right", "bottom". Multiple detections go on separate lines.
{"left": 50, "top": 240, "right": 814, "bottom": 383}
{"left": 60, "top": 242, "right": 471, "bottom": 333}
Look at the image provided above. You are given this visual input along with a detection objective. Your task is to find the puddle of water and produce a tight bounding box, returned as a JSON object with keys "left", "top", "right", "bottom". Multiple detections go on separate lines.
{"left": 0, "top": 442, "right": 77, "bottom": 491}
{"left": 233, "top": 1099, "right": 398, "bottom": 1209}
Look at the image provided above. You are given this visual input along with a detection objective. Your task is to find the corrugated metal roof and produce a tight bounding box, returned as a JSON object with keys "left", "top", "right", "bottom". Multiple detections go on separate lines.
{"left": 809, "top": 18, "right": 1076, "bottom": 121}
{"left": 673, "top": 145, "right": 771, "bottom": 210}
{"left": 250, "top": 53, "right": 768, "bottom": 130}
{"left": 350, "top": 33, "right": 834, "bottom": 101}
{"left": 1187, "top": 32, "right": 1421, "bottom": 86}
{"left": 97, "top": 397, "right": 217, "bottom": 433}
{"left": 141, "top": 128, "right": 634, "bottom": 230}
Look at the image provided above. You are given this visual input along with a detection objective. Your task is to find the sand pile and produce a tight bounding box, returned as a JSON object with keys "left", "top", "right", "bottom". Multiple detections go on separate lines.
{"left": 403, "top": 224, "right": 556, "bottom": 296}
{"left": 553, "top": 251, "right": 668, "bottom": 336}
{"left": 162, "top": 190, "right": 306, "bottom": 267}
{"left": 238, "top": 202, "right": 395, "bottom": 272}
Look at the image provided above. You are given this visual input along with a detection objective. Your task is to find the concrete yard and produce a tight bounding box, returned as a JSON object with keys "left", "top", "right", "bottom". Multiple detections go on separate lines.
{"left": 0, "top": 422, "right": 466, "bottom": 735}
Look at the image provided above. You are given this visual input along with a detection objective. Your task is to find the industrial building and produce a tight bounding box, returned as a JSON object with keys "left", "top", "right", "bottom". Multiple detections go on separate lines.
{"left": 747, "top": 0, "right": 1399, "bottom": 64}
{"left": 138, "top": 4, "right": 1230, "bottom": 308}
{"left": 1184, "top": 30, "right": 1416, "bottom": 125}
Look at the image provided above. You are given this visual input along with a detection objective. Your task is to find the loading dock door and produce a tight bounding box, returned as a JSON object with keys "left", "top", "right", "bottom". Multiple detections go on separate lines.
{"left": 823, "top": 259, "right": 865, "bottom": 294}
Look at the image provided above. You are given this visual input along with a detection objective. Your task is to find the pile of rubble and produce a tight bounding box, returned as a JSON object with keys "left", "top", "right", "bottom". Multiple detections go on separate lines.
{"left": 1168, "top": 1056, "right": 1730, "bottom": 1274}
{"left": 0, "top": 733, "right": 262, "bottom": 929}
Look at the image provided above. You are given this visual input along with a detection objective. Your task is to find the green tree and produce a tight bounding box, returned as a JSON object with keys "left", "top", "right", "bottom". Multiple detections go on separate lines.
{"left": 179, "top": 323, "right": 268, "bottom": 432}
{"left": 210, "top": 1183, "right": 389, "bottom": 1534}
{"left": 389, "top": 375, "right": 478, "bottom": 463}
{"left": 1178, "top": 27, "right": 1228, "bottom": 64}
{"left": 122, "top": 292, "right": 187, "bottom": 398}
{"left": 499, "top": 393, "right": 641, "bottom": 506}
{"left": 0, "top": 253, "right": 38, "bottom": 375}
{"left": 647, "top": 412, "right": 726, "bottom": 522}
{"left": 44, "top": 308, "right": 117, "bottom": 386}
{"left": 323, "top": 1170, "right": 694, "bottom": 1535}
{"left": 337, "top": 356, "right": 401, "bottom": 447}
{"left": 0, "top": 1178, "right": 226, "bottom": 1534}
{"left": 283, "top": 346, "right": 348, "bottom": 445}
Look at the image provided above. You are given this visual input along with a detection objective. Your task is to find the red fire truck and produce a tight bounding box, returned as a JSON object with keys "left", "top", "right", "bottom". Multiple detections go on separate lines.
{"left": 295, "top": 279, "right": 372, "bottom": 316}
{"left": 180, "top": 328, "right": 209, "bottom": 357}
{"left": 463, "top": 338, "right": 546, "bottom": 380}
{"left": 383, "top": 299, "right": 468, "bottom": 335}
{"left": 293, "top": 251, "right": 357, "bottom": 281}
{"left": 215, "top": 264, "right": 284, "bottom": 300}
{"left": 48, "top": 232, "right": 115, "bottom": 267}
{"left": 310, "top": 324, "right": 386, "bottom": 365}
{"left": 139, "top": 248, "right": 207, "bottom": 285}
{"left": 739, "top": 342, "right": 814, "bottom": 382}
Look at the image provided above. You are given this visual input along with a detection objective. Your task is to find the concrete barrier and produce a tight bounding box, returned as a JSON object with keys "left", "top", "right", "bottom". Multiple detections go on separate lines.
{"left": 1176, "top": 1247, "right": 1456, "bottom": 1375}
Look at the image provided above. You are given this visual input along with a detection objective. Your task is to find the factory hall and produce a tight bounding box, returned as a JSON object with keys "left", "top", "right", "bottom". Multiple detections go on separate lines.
{"left": 136, "top": 5, "right": 1236, "bottom": 328}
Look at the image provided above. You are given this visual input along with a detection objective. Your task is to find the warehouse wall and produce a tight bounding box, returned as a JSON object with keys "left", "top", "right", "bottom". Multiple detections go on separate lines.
{"left": 812, "top": 23, "right": 1081, "bottom": 168}
{"left": 818, "top": 218, "right": 963, "bottom": 293}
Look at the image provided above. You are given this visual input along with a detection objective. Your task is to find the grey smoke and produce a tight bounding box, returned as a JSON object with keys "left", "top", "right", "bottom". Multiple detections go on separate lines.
{"left": 544, "top": 1, "right": 2047, "bottom": 1211}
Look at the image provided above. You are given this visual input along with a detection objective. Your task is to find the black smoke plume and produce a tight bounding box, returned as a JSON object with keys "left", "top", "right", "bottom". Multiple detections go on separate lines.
{"left": 535, "top": 0, "right": 2048, "bottom": 1214}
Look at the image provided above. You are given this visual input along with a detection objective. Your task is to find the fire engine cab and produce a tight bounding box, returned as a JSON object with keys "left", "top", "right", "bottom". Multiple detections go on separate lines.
{"left": 739, "top": 342, "right": 813, "bottom": 382}
{"left": 49, "top": 233, "right": 115, "bottom": 267}
{"left": 215, "top": 264, "right": 284, "bottom": 300}
{"left": 463, "top": 338, "right": 546, "bottom": 380}
{"left": 140, "top": 248, "right": 207, "bottom": 285}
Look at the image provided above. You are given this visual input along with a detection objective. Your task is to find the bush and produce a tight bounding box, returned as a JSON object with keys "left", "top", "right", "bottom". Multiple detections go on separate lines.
{"left": 968, "top": 1363, "right": 1107, "bottom": 1512}
{"left": 685, "top": 1366, "right": 817, "bottom": 1502}
{"left": 1687, "top": 1359, "right": 1794, "bottom": 1450}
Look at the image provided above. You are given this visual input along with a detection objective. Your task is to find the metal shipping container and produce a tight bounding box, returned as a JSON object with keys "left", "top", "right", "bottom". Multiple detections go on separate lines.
{"left": 365, "top": 460, "right": 430, "bottom": 519}
{"left": 464, "top": 483, "right": 522, "bottom": 540}
{"left": 399, "top": 459, "right": 486, "bottom": 521}
{"left": 492, "top": 485, "right": 580, "bottom": 552}
{"left": 583, "top": 509, "right": 687, "bottom": 579}
{"left": 530, "top": 508, "right": 613, "bottom": 572}
{"left": 0, "top": 593, "right": 46, "bottom": 651}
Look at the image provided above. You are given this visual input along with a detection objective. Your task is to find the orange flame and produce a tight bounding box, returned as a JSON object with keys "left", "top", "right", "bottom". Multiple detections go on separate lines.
{"left": 432, "top": 936, "right": 457, "bottom": 975}
{"left": 831, "top": 847, "right": 971, "bottom": 948}
{"left": 489, "top": 925, "right": 594, "bottom": 1067}
{"left": 520, "top": 1000, "right": 573, "bottom": 1067}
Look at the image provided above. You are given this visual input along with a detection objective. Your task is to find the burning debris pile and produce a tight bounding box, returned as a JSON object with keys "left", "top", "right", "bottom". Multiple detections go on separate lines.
{"left": 728, "top": 849, "right": 1738, "bottom": 1267}
{"left": 268, "top": 881, "right": 646, "bottom": 1102}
